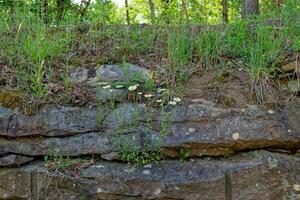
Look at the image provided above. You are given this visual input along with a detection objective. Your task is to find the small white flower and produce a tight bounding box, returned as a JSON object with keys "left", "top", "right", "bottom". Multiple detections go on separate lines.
{"left": 156, "top": 99, "right": 162, "bottom": 103}
{"left": 103, "top": 85, "right": 111, "bottom": 89}
{"left": 138, "top": 92, "right": 143, "bottom": 95}
{"left": 144, "top": 94, "right": 153, "bottom": 98}
{"left": 97, "top": 188, "right": 103, "bottom": 193}
{"left": 109, "top": 89, "right": 113, "bottom": 93}
{"left": 128, "top": 85, "right": 138, "bottom": 91}
{"left": 99, "top": 82, "right": 109, "bottom": 86}
{"left": 115, "top": 85, "right": 123, "bottom": 88}
{"left": 293, "top": 184, "right": 300, "bottom": 192}
{"left": 232, "top": 132, "right": 240, "bottom": 140}
{"left": 168, "top": 101, "right": 177, "bottom": 105}
{"left": 142, "top": 170, "right": 151, "bottom": 175}
{"left": 173, "top": 97, "right": 181, "bottom": 102}
{"left": 157, "top": 88, "right": 167, "bottom": 93}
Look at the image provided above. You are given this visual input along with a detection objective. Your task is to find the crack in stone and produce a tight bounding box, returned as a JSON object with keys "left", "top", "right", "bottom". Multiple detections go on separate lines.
{"left": 225, "top": 170, "right": 232, "bottom": 200}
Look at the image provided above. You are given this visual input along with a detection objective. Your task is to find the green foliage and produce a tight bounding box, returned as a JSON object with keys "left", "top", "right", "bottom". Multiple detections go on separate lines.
{"left": 0, "top": 4, "right": 72, "bottom": 99}
{"left": 166, "top": 28, "right": 193, "bottom": 85}
{"left": 29, "top": 60, "right": 48, "bottom": 98}
{"left": 143, "top": 79, "right": 155, "bottom": 92}
{"left": 196, "top": 30, "right": 222, "bottom": 66}
{"left": 0, "top": 0, "right": 299, "bottom": 104}
{"left": 223, "top": 20, "right": 284, "bottom": 80}
{"left": 118, "top": 134, "right": 162, "bottom": 166}
{"left": 159, "top": 108, "right": 172, "bottom": 136}
{"left": 120, "top": 148, "right": 162, "bottom": 166}
{"left": 44, "top": 149, "right": 71, "bottom": 171}
{"left": 179, "top": 148, "right": 191, "bottom": 162}
{"left": 168, "top": 29, "right": 192, "bottom": 66}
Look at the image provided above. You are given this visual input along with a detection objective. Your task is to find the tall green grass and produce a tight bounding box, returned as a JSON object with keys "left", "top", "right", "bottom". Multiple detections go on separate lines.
{"left": 0, "top": 6, "right": 72, "bottom": 98}
{"left": 0, "top": 0, "right": 299, "bottom": 102}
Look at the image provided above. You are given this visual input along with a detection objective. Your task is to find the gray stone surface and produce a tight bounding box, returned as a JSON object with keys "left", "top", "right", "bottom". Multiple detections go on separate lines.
{"left": 68, "top": 64, "right": 149, "bottom": 102}
{"left": 0, "top": 97, "right": 299, "bottom": 199}
{"left": 0, "top": 100, "right": 299, "bottom": 161}
{"left": 161, "top": 112, "right": 300, "bottom": 156}
{"left": 96, "top": 88, "right": 128, "bottom": 102}
{"left": 69, "top": 64, "right": 150, "bottom": 86}
{"left": 0, "top": 105, "right": 107, "bottom": 137}
{"left": 0, "top": 151, "right": 300, "bottom": 200}
{"left": 0, "top": 154, "right": 33, "bottom": 166}
{"left": 103, "top": 103, "right": 148, "bottom": 129}
{"left": 0, "top": 133, "right": 111, "bottom": 156}
{"left": 96, "top": 64, "right": 150, "bottom": 82}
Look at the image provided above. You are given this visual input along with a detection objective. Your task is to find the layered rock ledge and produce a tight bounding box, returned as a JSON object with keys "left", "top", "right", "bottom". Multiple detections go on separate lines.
{"left": 1, "top": 151, "right": 300, "bottom": 200}
{"left": 1, "top": 64, "right": 300, "bottom": 199}
{"left": 0, "top": 99, "right": 299, "bottom": 165}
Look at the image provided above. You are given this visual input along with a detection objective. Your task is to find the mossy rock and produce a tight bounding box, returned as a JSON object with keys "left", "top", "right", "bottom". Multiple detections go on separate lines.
{"left": 0, "top": 90, "right": 24, "bottom": 109}
{"left": 218, "top": 95, "right": 237, "bottom": 107}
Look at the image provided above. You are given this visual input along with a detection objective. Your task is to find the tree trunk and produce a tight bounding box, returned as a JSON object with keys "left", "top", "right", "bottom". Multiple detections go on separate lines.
{"left": 56, "top": 0, "right": 64, "bottom": 24}
{"left": 125, "top": 0, "right": 130, "bottom": 25}
{"left": 80, "top": 0, "right": 92, "bottom": 19}
{"left": 242, "top": 0, "right": 259, "bottom": 19}
{"left": 148, "top": 0, "right": 156, "bottom": 24}
{"left": 161, "top": 0, "right": 171, "bottom": 24}
{"left": 42, "top": 0, "right": 49, "bottom": 24}
{"left": 276, "top": 0, "right": 283, "bottom": 8}
{"left": 181, "top": 0, "right": 189, "bottom": 21}
{"left": 222, "top": 0, "right": 228, "bottom": 23}
{"left": 4, "top": 0, "right": 15, "bottom": 16}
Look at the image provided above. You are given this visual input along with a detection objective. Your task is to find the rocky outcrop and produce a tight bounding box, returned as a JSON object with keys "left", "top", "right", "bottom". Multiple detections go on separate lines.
{"left": 0, "top": 99, "right": 299, "bottom": 163}
{"left": 1, "top": 151, "right": 300, "bottom": 200}
{"left": 1, "top": 63, "right": 300, "bottom": 199}
{"left": 69, "top": 64, "right": 150, "bottom": 102}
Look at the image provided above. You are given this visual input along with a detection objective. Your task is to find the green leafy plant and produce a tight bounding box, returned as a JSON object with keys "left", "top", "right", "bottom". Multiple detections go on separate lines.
{"left": 118, "top": 134, "right": 162, "bottom": 166}
{"left": 44, "top": 149, "right": 71, "bottom": 172}
{"left": 159, "top": 108, "right": 172, "bottom": 136}
{"left": 29, "top": 60, "right": 48, "bottom": 98}
{"left": 196, "top": 30, "right": 222, "bottom": 67}
{"left": 179, "top": 148, "right": 191, "bottom": 162}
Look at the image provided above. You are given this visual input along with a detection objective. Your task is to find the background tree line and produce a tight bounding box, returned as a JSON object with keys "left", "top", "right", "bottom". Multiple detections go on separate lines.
{"left": 0, "top": 0, "right": 289, "bottom": 25}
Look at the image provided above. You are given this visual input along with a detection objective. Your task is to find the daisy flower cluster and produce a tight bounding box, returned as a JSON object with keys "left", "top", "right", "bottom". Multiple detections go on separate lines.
{"left": 100, "top": 81, "right": 182, "bottom": 107}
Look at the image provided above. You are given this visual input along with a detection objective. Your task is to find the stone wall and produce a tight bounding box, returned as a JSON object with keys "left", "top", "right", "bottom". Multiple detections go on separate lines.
{"left": 0, "top": 64, "right": 300, "bottom": 199}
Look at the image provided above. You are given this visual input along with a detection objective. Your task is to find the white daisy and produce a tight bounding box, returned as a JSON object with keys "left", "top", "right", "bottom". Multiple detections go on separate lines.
{"left": 103, "top": 85, "right": 111, "bottom": 89}
{"left": 157, "top": 88, "right": 167, "bottom": 93}
{"left": 173, "top": 97, "right": 181, "bottom": 102}
{"left": 99, "top": 82, "right": 109, "bottom": 86}
{"left": 168, "top": 101, "right": 177, "bottom": 105}
{"left": 144, "top": 94, "right": 153, "bottom": 98}
{"left": 128, "top": 85, "right": 138, "bottom": 91}
{"left": 115, "top": 85, "right": 124, "bottom": 88}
